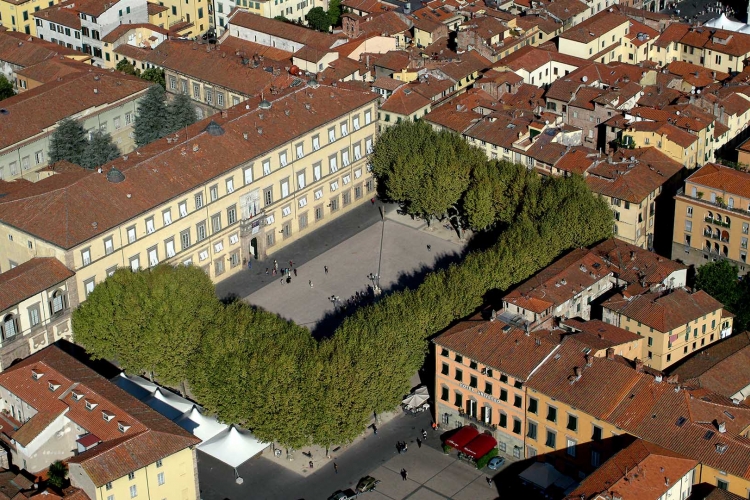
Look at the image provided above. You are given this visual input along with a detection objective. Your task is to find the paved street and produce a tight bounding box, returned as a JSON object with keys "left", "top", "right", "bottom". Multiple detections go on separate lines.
{"left": 217, "top": 201, "right": 465, "bottom": 333}
{"left": 197, "top": 411, "right": 507, "bottom": 500}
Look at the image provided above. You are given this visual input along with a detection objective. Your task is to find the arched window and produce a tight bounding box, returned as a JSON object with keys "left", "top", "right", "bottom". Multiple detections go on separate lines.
{"left": 716, "top": 214, "right": 722, "bottom": 223}
{"left": 728, "top": 197, "right": 735, "bottom": 209}
{"left": 51, "top": 290, "right": 65, "bottom": 315}
{"left": 707, "top": 211, "right": 714, "bottom": 220}
{"left": 725, "top": 216, "right": 731, "bottom": 227}
{"left": 3, "top": 315, "right": 17, "bottom": 339}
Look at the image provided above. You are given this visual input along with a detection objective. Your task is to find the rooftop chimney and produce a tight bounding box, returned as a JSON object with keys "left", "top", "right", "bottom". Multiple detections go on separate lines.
{"left": 606, "top": 347, "right": 615, "bottom": 360}
{"left": 574, "top": 366, "right": 582, "bottom": 378}
{"left": 585, "top": 354, "right": 593, "bottom": 367}
{"left": 490, "top": 309, "right": 497, "bottom": 322}
{"left": 718, "top": 422, "right": 726, "bottom": 433}
{"left": 635, "top": 358, "right": 644, "bottom": 372}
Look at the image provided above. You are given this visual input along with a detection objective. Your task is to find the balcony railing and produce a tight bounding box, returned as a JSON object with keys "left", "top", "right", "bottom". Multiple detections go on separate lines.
{"left": 463, "top": 413, "right": 498, "bottom": 432}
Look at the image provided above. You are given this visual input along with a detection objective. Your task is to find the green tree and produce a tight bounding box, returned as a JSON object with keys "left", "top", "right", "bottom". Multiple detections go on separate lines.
{"left": 694, "top": 260, "right": 741, "bottom": 307}
{"left": 305, "top": 7, "right": 331, "bottom": 32}
{"left": 0, "top": 75, "right": 14, "bottom": 100}
{"left": 165, "top": 93, "right": 197, "bottom": 134}
{"left": 116, "top": 59, "right": 138, "bottom": 76}
{"left": 328, "top": 0, "right": 341, "bottom": 26}
{"left": 372, "top": 120, "right": 483, "bottom": 225}
{"left": 188, "top": 302, "right": 316, "bottom": 449}
{"left": 134, "top": 84, "right": 168, "bottom": 147}
{"left": 80, "top": 130, "right": 121, "bottom": 169}
{"left": 46, "top": 460, "right": 68, "bottom": 488}
{"left": 48, "top": 118, "right": 88, "bottom": 166}
{"left": 141, "top": 68, "right": 166, "bottom": 89}
{"left": 72, "top": 265, "right": 221, "bottom": 388}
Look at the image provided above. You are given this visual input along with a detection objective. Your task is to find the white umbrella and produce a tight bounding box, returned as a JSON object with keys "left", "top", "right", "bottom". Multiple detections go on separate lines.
{"left": 414, "top": 386, "right": 429, "bottom": 396}
{"left": 402, "top": 392, "right": 429, "bottom": 408}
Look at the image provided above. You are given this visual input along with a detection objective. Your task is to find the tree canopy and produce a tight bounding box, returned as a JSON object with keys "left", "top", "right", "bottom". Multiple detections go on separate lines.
{"left": 46, "top": 460, "right": 68, "bottom": 489}
{"left": 0, "top": 75, "right": 14, "bottom": 101}
{"left": 80, "top": 130, "right": 121, "bottom": 169}
{"left": 695, "top": 260, "right": 750, "bottom": 332}
{"left": 134, "top": 84, "right": 169, "bottom": 147}
{"left": 166, "top": 93, "right": 198, "bottom": 133}
{"left": 116, "top": 59, "right": 139, "bottom": 76}
{"left": 141, "top": 68, "right": 166, "bottom": 89}
{"left": 49, "top": 118, "right": 88, "bottom": 166}
{"left": 328, "top": 0, "right": 342, "bottom": 26}
{"left": 305, "top": 7, "right": 331, "bottom": 32}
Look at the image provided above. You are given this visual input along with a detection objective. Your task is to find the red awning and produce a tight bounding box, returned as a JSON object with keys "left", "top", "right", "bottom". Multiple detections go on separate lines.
{"left": 445, "top": 426, "right": 479, "bottom": 449}
{"left": 76, "top": 433, "right": 100, "bottom": 448}
{"left": 462, "top": 434, "right": 498, "bottom": 459}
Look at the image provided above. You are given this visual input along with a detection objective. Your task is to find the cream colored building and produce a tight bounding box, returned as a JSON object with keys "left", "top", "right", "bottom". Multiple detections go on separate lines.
{"left": 652, "top": 23, "right": 750, "bottom": 74}
{"left": 0, "top": 345, "right": 201, "bottom": 499}
{"left": 557, "top": 11, "right": 630, "bottom": 63}
{"left": 0, "top": 69, "right": 150, "bottom": 181}
{"left": 0, "top": 83, "right": 378, "bottom": 306}
{"left": 0, "top": 258, "right": 74, "bottom": 371}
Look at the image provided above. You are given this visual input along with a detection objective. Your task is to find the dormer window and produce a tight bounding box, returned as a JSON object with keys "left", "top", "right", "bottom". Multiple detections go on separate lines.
{"left": 31, "top": 369, "right": 43, "bottom": 380}
{"left": 71, "top": 390, "right": 83, "bottom": 401}
{"left": 102, "top": 410, "right": 115, "bottom": 422}
{"left": 48, "top": 381, "right": 61, "bottom": 392}
{"left": 85, "top": 400, "right": 98, "bottom": 411}
{"left": 118, "top": 422, "right": 131, "bottom": 433}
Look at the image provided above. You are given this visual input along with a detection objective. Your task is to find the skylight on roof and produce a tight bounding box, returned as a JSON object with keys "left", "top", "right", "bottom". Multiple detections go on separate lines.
{"left": 675, "top": 416, "right": 687, "bottom": 427}
{"left": 704, "top": 430, "right": 715, "bottom": 440}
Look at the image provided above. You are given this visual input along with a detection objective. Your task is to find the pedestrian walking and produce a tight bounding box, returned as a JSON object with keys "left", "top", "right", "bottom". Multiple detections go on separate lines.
{"left": 431, "top": 422, "right": 437, "bottom": 431}
{"left": 309, "top": 461, "right": 314, "bottom": 469}
{"left": 266, "top": 267, "right": 269, "bottom": 275}
{"left": 416, "top": 438, "right": 421, "bottom": 448}
{"left": 309, "top": 280, "right": 314, "bottom": 288}
{"left": 324, "top": 265, "right": 329, "bottom": 274}
{"left": 293, "top": 268, "right": 298, "bottom": 277}
{"left": 280, "top": 279, "right": 284, "bottom": 285}
{"left": 273, "top": 259, "right": 278, "bottom": 271}
{"left": 247, "top": 260, "right": 252, "bottom": 270}
{"left": 272, "top": 268, "right": 277, "bottom": 276}
{"left": 371, "top": 198, "right": 376, "bottom": 205}
{"left": 487, "top": 477, "right": 493, "bottom": 487}
{"left": 286, "top": 275, "right": 292, "bottom": 284}
{"left": 372, "top": 424, "right": 378, "bottom": 435}
{"left": 400, "top": 469, "right": 408, "bottom": 481}
{"left": 334, "top": 463, "right": 338, "bottom": 474}
{"left": 427, "top": 245, "right": 432, "bottom": 251}
{"left": 289, "top": 260, "right": 294, "bottom": 268}
{"left": 421, "top": 429, "right": 427, "bottom": 440}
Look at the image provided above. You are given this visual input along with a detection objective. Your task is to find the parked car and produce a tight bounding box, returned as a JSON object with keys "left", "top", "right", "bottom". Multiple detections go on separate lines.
{"left": 487, "top": 456, "right": 506, "bottom": 470}
{"left": 356, "top": 476, "right": 381, "bottom": 493}
{"left": 327, "top": 489, "right": 357, "bottom": 500}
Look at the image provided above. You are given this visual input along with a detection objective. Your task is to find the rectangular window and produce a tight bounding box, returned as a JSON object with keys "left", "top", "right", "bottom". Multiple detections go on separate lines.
{"left": 279, "top": 151, "right": 288, "bottom": 167}
{"left": 341, "top": 122, "right": 348, "bottom": 136}
{"left": 210, "top": 185, "right": 219, "bottom": 201}
{"left": 281, "top": 179, "right": 290, "bottom": 198}
{"left": 592, "top": 425, "right": 602, "bottom": 441}
{"left": 211, "top": 214, "right": 222, "bottom": 234}
{"left": 29, "top": 306, "right": 40, "bottom": 328}
{"left": 195, "top": 193, "right": 204, "bottom": 209}
{"left": 512, "top": 418, "right": 521, "bottom": 434}
{"left": 148, "top": 246, "right": 158, "bottom": 267}
{"left": 527, "top": 421, "right": 537, "bottom": 439}
{"left": 165, "top": 238, "right": 175, "bottom": 258}
{"left": 328, "top": 127, "right": 336, "bottom": 143}
{"left": 130, "top": 255, "right": 140, "bottom": 271}
{"left": 567, "top": 414, "right": 577, "bottom": 431}
{"left": 179, "top": 201, "right": 188, "bottom": 217}
{"left": 312, "top": 135, "right": 320, "bottom": 151}
{"left": 264, "top": 188, "right": 273, "bottom": 206}
{"left": 297, "top": 171, "right": 306, "bottom": 190}
{"left": 454, "top": 392, "right": 462, "bottom": 408}
{"left": 441, "top": 386, "right": 449, "bottom": 401}
{"left": 342, "top": 149, "right": 350, "bottom": 166}
{"left": 454, "top": 369, "right": 462, "bottom": 382}
{"left": 84, "top": 278, "right": 95, "bottom": 298}
{"left": 484, "top": 382, "right": 492, "bottom": 395}
{"left": 528, "top": 398, "right": 538, "bottom": 414}
{"left": 545, "top": 430, "right": 556, "bottom": 448}
{"left": 104, "top": 237, "right": 114, "bottom": 255}
{"left": 81, "top": 248, "right": 91, "bottom": 266}
{"left": 227, "top": 205, "right": 237, "bottom": 225}
{"left": 547, "top": 406, "right": 557, "bottom": 423}
{"left": 130, "top": 485, "right": 137, "bottom": 498}
{"left": 145, "top": 217, "right": 155, "bottom": 234}
{"left": 313, "top": 163, "right": 322, "bottom": 181}
{"left": 296, "top": 143, "right": 304, "bottom": 159}
{"left": 157, "top": 472, "right": 165, "bottom": 485}
{"left": 566, "top": 438, "right": 576, "bottom": 457}
{"left": 193, "top": 83, "right": 200, "bottom": 99}
{"left": 500, "top": 389, "right": 507, "bottom": 401}
{"left": 329, "top": 155, "right": 338, "bottom": 173}
{"left": 244, "top": 166, "right": 254, "bottom": 185}
{"left": 469, "top": 375, "right": 477, "bottom": 388}
{"left": 226, "top": 178, "right": 234, "bottom": 194}
{"left": 514, "top": 395, "right": 522, "bottom": 408}
{"left": 196, "top": 222, "right": 207, "bottom": 241}
{"left": 263, "top": 160, "right": 271, "bottom": 176}
{"left": 365, "top": 109, "right": 372, "bottom": 124}
{"left": 163, "top": 209, "right": 172, "bottom": 226}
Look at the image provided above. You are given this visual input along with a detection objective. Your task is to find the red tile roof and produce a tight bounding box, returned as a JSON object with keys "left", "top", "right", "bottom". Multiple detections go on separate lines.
{"left": 15, "top": 57, "right": 91, "bottom": 85}
{"left": 625, "top": 120, "right": 698, "bottom": 148}
{"left": 497, "top": 45, "right": 589, "bottom": 73}
{"left": 562, "top": 318, "right": 642, "bottom": 350}
{"left": 434, "top": 313, "right": 562, "bottom": 381}
{"left": 0, "top": 69, "right": 150, "bottom": 151}
{"left": 228, "top": 11, "right": 341, "bottom": 50}
{"left": 585, "top": 147, "right": 684, "bottom": 203}
{"left": 565, "top": 439, "right": 697, "bottom": 500}
{"left": 560, "top": 12, "right": 630, "bottom": 43}
{"left": 101, "top": 23, "right": 169, "bottom": 44}
{"left": 33, "top": 1, "right": 83, "bottom": 29}
{"left": 666, "top": 60, "right": 729, "bottom": 87}
{"left": 379, "top": 85, "right": 432, "bottom": 115}
{"left": 0, "top": 85, "right": 378, "bottom": 250}
{"left": 0, "top": 31, "right": 84, "bottom": 68}
{"left": 0, "top": 258, "right": 74, "bottom": 313}
{"left": 603, "top": 289, "right": 724, "bottom": 333}
{"left": 590, "top": 238, "right": 686, "bottom": 291}
{"left": 503, "top": 248, "right": 612, "bottom": 314}
{"left": 687, "top": 163, "right": 750, "bottom": 200}
{"left": 0, "top": 346, "right": 200, "bottom": 486}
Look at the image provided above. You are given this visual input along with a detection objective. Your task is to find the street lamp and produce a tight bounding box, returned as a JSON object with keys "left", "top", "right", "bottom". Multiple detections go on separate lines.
{"left": 367, "top": 273, "right": 381, "bottom": 296}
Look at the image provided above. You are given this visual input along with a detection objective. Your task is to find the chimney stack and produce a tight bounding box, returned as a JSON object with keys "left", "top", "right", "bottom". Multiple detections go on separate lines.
{"left": 574, "top": 366, "right": 582, "bottom": 378}
{"left": 635, "top": 358, "right": 644, "bottom": 372}
{"left": 606, "top": 348, "right": 615, "bottom": 360}
{"left": 585, "top": 354, "right": 593, "bottom": 367}
{"left": 719, "top": 422, "right": 726, "bottom": 433}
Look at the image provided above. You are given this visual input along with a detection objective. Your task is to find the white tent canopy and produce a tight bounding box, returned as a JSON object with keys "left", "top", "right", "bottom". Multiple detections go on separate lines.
{"left": 519, "top": 462, "right": 576, "bottom": 491}
{"left": 197, "top": 426, "right": 269, "bottom": 468}
{"left": 175, "top": 406, "right": 228, "bottom": 443}
{"left": 705, "top": 13, "right": 749, "bottom": 32}
{"left": 152, "top": 387, "right": 195, "bottom": 413}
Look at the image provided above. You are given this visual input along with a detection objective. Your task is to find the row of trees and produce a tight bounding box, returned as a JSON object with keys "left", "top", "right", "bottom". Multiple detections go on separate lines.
{"left": 116, "top": 60, "right": 167, "bottom": 89}
{"left": 72, "top": 122, "right": 613, "bottom": 450}
{"left": 134, "top": 84, "right": 197, "bottom": 147}
{"left": 49, "top": 118, "right": 121, "bottom": 169}
{"left": 304, "top": 0, "right": 341, "bottom": 32}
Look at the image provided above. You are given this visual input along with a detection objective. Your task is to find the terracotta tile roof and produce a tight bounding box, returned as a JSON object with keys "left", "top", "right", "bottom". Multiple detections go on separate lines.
{"left": 411, "top": 15, "right": 445, "bottom": 33}
{"left": 527, "top": 336, "right": 644, "bottom": 419}
{"left": 564, "top": 439, "right": 697, "bottom": 500}
{"left": 513, "top": 15, "right": 561, "bottom": 35}
{"left": 497, "top": 45, "right": 589, "bottom": 73}
{"left": 359, "top": 11, "right": 410, "bottom": 36}
{"left": 460, "top": 15, "right": 507, "bottom": 42}
{"left": 436, "top": 50, "right": 490, "bottom": 81}
{"left": 0, "top": 346, "right": 200, "bottom": 486}
{"left": 219, "top": 36, "right": 293, "bottom": 63}
{"left": 341, "top": 0, "right": 396, "bottom": 14}
{"left": 33, "top": 1, "right": 83, "bottom": 29}
{"left": 0, "top": 258, "right": 73, "bottom": 313}
{"left": 585, "top": 147, "right": 684, "bottom": 203}
{"left": 101, "top": 23, "right": 169, "bottom": 44}
{"left": 562, "top": 319, "right": 642, "bottom": 350}
{"left": 701, "top": 488, "right": 748, "bottom": 500}
{"left": 669, "top": 332, "right": 750, "bottom": 398}
{"left": 372, "top": 76, "right": 404, "bottom": 91}
{"left": 625, "top": 120, "right": 697, "bottom": 148}
{"left": 630, "top": 103, "right": 715, "bottom": 133}
{"left": 653, "top": 23, "right": 691, "bottom": 48}
{"left": 503, "top": 248, "right": 612, "bottom": 314}
{"left": 554, "top": 147, "right": 597, "bottom": 174}
{"left": 603, "top": 289, "right": 724, "bottom": 333}
{"left": 0, "top": 69, "right": 150, "bottom": 151}
{"left": 422, "top": 89, "right": 490, "bottom": 133}
{"left": 539, "top": 0, "right": 588, "bottom": 22}
{"left": 547, "top": 62, "right": 646, "bottom": 102}
{"left": 637, "top": 84, "right": 682, "bottom": 109}
{"left": 590, "top": 238, "right": 686, "bottom": 290}
{"left": 687, "top": 163, "right": 750, "bottom": 200}
{"left": 147, "top": 2, "right": 169, "bottom": 14}
{"left": 14, "top": 58, "right": 91, "bottom": 85}
{"left": 497, "top": 82, "right": 544, "bottom": 110}
{"left": 380, "top": 84, "right": 432, "bottom": 115}
{"left": 0, "top": 85, "right": 378, "bottom": 250}
{"left": 434, "top": 314, "right": 562, "bottom": 381}
{"left": 0, "top": 31, "right": 83, "bottom": 68}
{"left": 625, "top": 19, "right": 658, "bottom": 47}
{"left": 680, "top": 26, "right": 750, "bottom": 58}
{"left": 371, "top": 50, "right": 410, "bottom": 71}
{"left": 479, "top": 68, "right": 523, "bottom": 85}
{"left": 0, "top": 471, "right": 36, "bottom": 499}
{"left": 560, "top": 12, "right": 630, "bottom": 43}
{"left": 569, "top": 86, "right": 607, "bottom": 110}
{"left": 228, "top": 11, "right": 341, "bottom": 50}
{"left": 320, "top": 57, "right": 363, "bottom": 81}
{"left": 666, "top": 60, "right": 729, "bottom": 87}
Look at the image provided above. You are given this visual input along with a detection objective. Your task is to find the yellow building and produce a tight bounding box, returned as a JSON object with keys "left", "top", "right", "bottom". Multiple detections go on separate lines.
{"left": 0, "top": 0, "right": 62, "bottom": 36}
{"left": 557, "top": 11, "right": 630, "bottom": 63}
{"left": 602, "top": 288, "right": 731, "bottom": 371}
{"left": 0, "top": 83, "right": 378, "bottom": 306}
{"left": 584, "top": 147, "right": 683, "bottom": 249}
{"left": 672, "top": 163, "right": 750, "bottom": 274}
{"left": 652, "top": 23, "right": 750, "bottom": 74}
{"left": 0, "top": 345, "right": 201, "bottom": 499}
